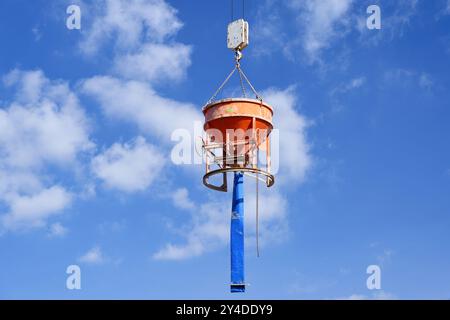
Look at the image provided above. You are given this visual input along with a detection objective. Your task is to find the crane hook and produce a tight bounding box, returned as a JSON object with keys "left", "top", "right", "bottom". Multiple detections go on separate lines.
{"left": 235, "top": 50, "right": 243, "bottom": 64}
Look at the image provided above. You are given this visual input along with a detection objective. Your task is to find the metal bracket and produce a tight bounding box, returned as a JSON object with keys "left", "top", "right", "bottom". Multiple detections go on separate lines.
{"left": 203, "top": 167, "right": 274, "bottom": 192}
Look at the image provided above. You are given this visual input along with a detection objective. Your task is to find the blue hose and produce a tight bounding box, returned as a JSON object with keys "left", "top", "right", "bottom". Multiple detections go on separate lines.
{"left": 230, "top": 172, "right": 245, "bottom": 293}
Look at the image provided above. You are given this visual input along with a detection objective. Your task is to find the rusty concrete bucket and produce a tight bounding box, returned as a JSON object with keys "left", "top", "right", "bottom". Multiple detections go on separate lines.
{"left": 202, "top": 97, "right": 275, "bottom": 192}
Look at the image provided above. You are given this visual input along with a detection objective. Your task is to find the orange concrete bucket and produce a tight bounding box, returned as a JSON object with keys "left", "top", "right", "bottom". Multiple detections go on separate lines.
{"left": 203, "top": 98, "right": 273, "bottom": 143}
{"left": 202, "top": 98, "right": 275, "bottom": 192}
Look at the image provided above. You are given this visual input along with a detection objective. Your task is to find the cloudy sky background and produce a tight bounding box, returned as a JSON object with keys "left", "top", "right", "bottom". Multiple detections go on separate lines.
{"left": 1, "top": 0, "right": 450, "bottom": 299}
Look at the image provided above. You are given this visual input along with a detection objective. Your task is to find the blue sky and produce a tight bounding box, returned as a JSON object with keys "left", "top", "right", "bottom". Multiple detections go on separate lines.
{"left": 0, "top": 0, "right": 450, "bottom": 299}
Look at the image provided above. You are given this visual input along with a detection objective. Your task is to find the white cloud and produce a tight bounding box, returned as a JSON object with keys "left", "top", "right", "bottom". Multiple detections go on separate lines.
{"left": 254, "top": 0, "right": 355, "bottom": 62}
{"left": 79, "top": 0, "right": 192, "bottom": 87}
{"left": 153, "top": 197, "right": 229, "bottom": 260}
{"left": 80, "top": 0, "right": 183, "bottom": 55}
{"left": 338, "top": 291, "right": 396, "bottom": 300}
{"left": 263, "top": 86, "right": 312, "bottom": 183}
{"left": 0, "top": 171, "right": 42, "bottom": 197}
{"left": 334, "top": 77, "right": 366, "bottom": 94}
{"left": 384, "top": 69, "right": 434, "bottom": 91}
{"left": 153, "top": 186, "right": 289, "bottom": 260}
{"left": 76, "top": 0, "right": 193, "bottom": 87}
{"left": 329, "top": 77, "right": 366, "bottom": 112}
{"left": 113, "top": 43, "right": 192, "bottom": 83}
{"left": 78, "top": 246, "right": 104, "bottom": 265}
{"left": 82, "top": 76, "right": 202, "bottom": 139}
{"left": 349, "top": 77, "right": 366, "bottom": 89}
{"left": 3, "top": 68, "right": 46, "bottom": 103}
{"left": 419, "top": 73, "right": 434, "bottom": 90}
{"left": 1, "top": 186, "right": 72, "bottom": 230}
{"left": 48, "top": 222, "right": 68, "bottom": 237}
{"left": 244, "top": 189, "right": 289, "bottom": 246}
{"left": 0, "top": 69, "right": 93, "bottom": 232}
{"left": 171, "top": 188, "right": 195, "bottom": 210}
{"left": 153, "top": 240, "right": 204, "bottom": 261}
{"left": 252, "top": 0, "right": 288, "bottom": 57}
{"left": 31, "top": 26, "right": 42, "bottom": 42}
{"left": 92, "top": 136, "right": 164, "bottom": 193}
{"left": 357, "top": 0, "right": 419, "bottom": 45}
{"left": 255, "top": 1, "right": 419, "bottom": 64}
{"left": 1, "top": 70, "right": 93, "bottom": 168}
{"left": 291, "top": 0, "right": 353, "bottom": 61}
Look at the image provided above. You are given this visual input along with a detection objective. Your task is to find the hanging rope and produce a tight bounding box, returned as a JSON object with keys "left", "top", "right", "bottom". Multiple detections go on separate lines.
{"left": 237, "top": 64, "right": 247, "bottom": 98}
{"left": 231, "top": 0, "right": 233, "bottom": 22}
{"left": 237, "top": 66, "right": 262, "bottom": 101}
{"left": 255, "top": 140, "right": 260, "bottom": 257}
{"left": 206, "top": 53, "right": 262, "bottom": 105}
{"left": 231, "top": 0, "right": 245, "bottom": 21}
{"left": 206, "top": 66, "right": 237, "bottom": 105}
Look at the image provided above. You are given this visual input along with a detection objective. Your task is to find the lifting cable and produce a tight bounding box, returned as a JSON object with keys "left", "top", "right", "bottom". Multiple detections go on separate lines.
{"left": 231, "top": 0, "right": 245, "bottom": 21}
{"left": 255, "top": 140, "right": 260, "bottom": 257}
{"left": 231, "top": 0, "right": 233, "bottom": 22}
{"left": 238, "top": 65, "right": 247, "bottom": 98}
{"left": 206, "top": 60, "right": 262, "bottom": 105}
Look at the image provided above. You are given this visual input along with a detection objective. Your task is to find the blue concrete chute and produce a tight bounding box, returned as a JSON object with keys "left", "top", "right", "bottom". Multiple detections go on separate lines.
{"left": 230, "top": 172, "right": 245, "bottom": 293}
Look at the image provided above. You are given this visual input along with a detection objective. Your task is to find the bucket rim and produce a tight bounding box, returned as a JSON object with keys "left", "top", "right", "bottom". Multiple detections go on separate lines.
{"left": 202, "top": 98, "right": 273, "bottom": 113}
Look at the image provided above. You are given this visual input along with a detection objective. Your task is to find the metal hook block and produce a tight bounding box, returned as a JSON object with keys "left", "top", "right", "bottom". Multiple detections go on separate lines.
{"left": 227, "top": 19, "right": 249, "bottom": 51}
